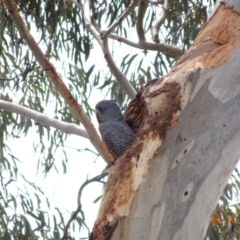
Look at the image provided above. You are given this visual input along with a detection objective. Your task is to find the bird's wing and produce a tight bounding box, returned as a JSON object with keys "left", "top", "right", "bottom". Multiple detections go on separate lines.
{"left": 100, "top": 120, "right": 134, "bottom": 158}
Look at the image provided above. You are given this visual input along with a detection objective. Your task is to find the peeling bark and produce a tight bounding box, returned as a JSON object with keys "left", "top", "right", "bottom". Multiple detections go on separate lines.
{"left": 91, "top": 2, "right": 240, "bottom": 239}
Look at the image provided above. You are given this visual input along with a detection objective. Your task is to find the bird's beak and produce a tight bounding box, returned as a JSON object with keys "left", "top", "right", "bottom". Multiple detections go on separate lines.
{"left": 95, "top": 108, "right": 100, "bottom": 122}
{"left": 95, "top": 108, "right": 100, "bottom": 116}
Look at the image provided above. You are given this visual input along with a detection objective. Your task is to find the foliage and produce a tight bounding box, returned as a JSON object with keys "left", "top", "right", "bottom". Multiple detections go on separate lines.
{"left": 0, "top": 0, "right": 238, "bottom": 239}
{"left": 207, "top": 169, "right": 240, "bottom": 240}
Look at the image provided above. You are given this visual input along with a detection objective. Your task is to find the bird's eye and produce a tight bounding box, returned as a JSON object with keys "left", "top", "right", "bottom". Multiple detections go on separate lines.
{"left": 97, "top": 106, "right": 105, "bottom": 113}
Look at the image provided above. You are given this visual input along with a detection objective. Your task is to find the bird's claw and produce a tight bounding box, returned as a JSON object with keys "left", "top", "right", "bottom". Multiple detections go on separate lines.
{"left": 106, "top": 160, "right": 116, "bottom": 170}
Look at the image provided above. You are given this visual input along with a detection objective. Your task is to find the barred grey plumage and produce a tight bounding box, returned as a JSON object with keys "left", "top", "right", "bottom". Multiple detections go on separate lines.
{"left": 95, "top": 100, "right": 134, "bottom": 159}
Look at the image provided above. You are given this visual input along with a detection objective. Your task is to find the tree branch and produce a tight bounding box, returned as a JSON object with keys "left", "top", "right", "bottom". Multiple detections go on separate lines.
{"left": 3, "top": 0, "right": 111, "bottom": 163}
{"left": 137, "top": 0, "right": 148, "bottom": 41}
{"left": 0, "top": 100, "right": 89, "bottom": 139}
{"left": 109, "top": 33, "right": 183, "bottom": 58}
{"left": 101, "top": 36, "right": 137, "bottom": 99}
{"left": 60, "top": 172, "right": 108, "bottom": 240}
{"left": 100, "top": 0, "right": 140, "bottom": 39}
{"left": 104, "top": 0, "right": 182, "bottom": 59}
{"left": 83, "top": 0, "right": 136, "bottom": 98}
{"left": 151, "top": 0, "right": 169, "bottom": 42}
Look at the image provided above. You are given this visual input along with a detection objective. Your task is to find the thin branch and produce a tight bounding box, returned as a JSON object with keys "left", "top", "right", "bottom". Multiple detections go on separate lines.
{"left": 137, "top": 0, "right": 148, "bottom": 41}
{"left": 101, "top": 0, "right": 140, "bottom": 38}
{"left": 60, "top": 172, "right": 108, "bottom": 240}
{"left": 3, "top": 0, "right": 111, "bottom": 163}
{"left": 109, "top": 33, "right": 183, "bottom": 58}
{"left": 0, "top": 100, "right": 89, "bottom": 139}
{"left": 151, "top": 0, "right": 169, "bottom": 42}
{"left": 102, "top": 36, "right": 137, "bottom": 99}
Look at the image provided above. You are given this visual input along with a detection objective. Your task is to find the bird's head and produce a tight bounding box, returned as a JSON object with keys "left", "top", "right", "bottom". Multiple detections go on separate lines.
{"left": 95, "top": 100, "right": 123, "bottom": 123}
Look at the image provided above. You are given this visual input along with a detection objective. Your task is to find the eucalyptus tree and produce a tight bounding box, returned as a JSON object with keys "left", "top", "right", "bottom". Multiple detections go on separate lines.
{"left": 0, "top": 0, "right": 239, "bottom": 239}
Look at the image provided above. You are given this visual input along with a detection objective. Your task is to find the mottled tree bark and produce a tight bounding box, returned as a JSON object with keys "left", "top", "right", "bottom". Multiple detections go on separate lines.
{"left": 91, "top": 2, "right": 240, "bottom": 239}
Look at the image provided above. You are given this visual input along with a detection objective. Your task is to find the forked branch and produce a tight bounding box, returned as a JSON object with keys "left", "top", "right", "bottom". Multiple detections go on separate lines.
{"left": 100, "top": 0, "right": 140, "bottom": 38}
{"left": 60, "top": 172, "right": 108, "bottom": 240}
{"left": 70, "top": 0, "right": 137, "bottom": 99}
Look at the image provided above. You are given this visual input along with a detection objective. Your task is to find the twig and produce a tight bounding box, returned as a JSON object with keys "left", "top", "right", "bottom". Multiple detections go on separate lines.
{"left": 151, "top": 0, "right": 169, "bottom": 42}
{"left": 3, "top": 0, "right": 112, "bottom": 163}
{"left": 60, "top": 172, "right": 108, "bottom": 240}
{"left": 136, "top": 0, "right": 148, "bottom": 41}
{"left": 101, "top": 0, "right": 140, "bottom": 38}
{"left": 0, "top": 100, "right": 89, "bottom": 139}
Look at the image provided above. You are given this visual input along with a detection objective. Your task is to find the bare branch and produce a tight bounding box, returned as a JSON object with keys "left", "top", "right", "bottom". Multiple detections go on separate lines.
{"left": 137, "top": 0, "right": 148, "bottom": 41}
{"left": 151, "top": 0, "right": 169, "bottom": 42}
{"left": 60, "top": 172, "right": 108, "bottom": 240}
{"left": 109, "top": 33, "right": 183, "bottom": 58}
{"left": 3, "top": 0, "right": 111, "bottom": 163}
{"left": 101, "top": 0, "right": 140, "bottom": 38}
{"left": 102, "top": 36, "right": 137, "bottom": 99}
{"left": 0, "top": 100, "right": 89, "bottom": 139}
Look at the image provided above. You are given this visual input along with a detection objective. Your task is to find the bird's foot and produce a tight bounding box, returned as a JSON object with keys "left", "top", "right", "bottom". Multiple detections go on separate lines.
{"left": 106, "top": 160, "right": 116, "bottom": 170}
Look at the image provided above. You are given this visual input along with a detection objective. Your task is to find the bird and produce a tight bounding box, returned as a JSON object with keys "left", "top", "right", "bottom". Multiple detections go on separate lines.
{"left": 95, "top": 100, "right": 135, "bottom": 160}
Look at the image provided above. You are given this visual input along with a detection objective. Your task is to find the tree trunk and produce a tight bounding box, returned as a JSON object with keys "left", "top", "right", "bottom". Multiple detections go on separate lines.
{"left": 91, "top": 2, "right": 240, "bottom": 239}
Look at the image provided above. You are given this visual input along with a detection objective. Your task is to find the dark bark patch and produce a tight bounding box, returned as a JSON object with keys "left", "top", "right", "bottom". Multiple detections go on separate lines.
{"left": 144, "top": 82, "right": 182, "bottom": 139}
{"left": 124, "top": 78, "right": 161, "bottom": 134}
{"left": 124, "top": 89, "right": 146, "bottom": 134}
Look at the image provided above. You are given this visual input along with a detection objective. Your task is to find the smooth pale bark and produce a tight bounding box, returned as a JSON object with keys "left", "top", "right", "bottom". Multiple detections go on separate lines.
{"left": 91, "top": 1, "right": 240, "bottom": 239}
